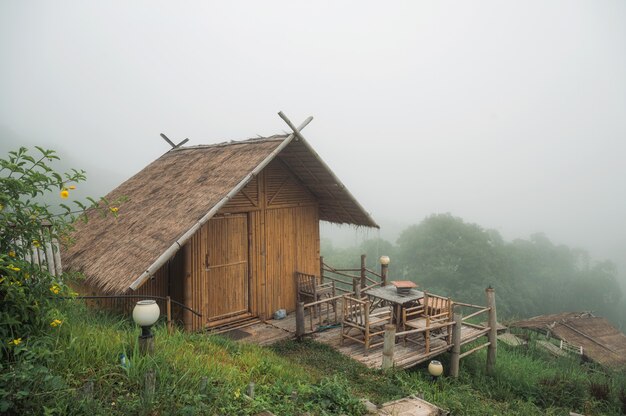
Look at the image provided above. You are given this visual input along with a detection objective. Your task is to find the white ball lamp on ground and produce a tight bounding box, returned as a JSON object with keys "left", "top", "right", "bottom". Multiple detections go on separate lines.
{"left": 133, "top": 300, "right": 160, "bottom": 355}
{"left": 428, "top": 360, "right": 444, "bottom": 381}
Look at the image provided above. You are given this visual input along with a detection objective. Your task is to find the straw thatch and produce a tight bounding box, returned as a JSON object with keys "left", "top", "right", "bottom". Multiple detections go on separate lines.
{"left": 62, "top": 135, "right": 377, "bottom": 294}
{"left": 511, "top": 312, "right": 626, "bottom": 367}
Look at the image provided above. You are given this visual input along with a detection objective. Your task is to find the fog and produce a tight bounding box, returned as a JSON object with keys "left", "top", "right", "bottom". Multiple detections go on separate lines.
{"left": 2, "top": 1, "right": 625, "bottom": 282}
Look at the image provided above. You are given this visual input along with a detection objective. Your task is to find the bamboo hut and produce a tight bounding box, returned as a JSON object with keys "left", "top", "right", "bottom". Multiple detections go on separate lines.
{"left": 62, "top": 130, "right": 378, "bottom": 331}
{"left": 511, "top": 312, "right": 626, "bottom": 367}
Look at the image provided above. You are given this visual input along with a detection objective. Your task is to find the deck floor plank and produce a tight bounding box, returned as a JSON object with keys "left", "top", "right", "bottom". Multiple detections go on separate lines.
{"left": 221, "top": 308, "right": 490, "bottom": 369}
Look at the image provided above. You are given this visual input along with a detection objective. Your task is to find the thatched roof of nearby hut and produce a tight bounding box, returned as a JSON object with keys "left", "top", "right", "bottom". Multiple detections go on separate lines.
{"left": 62, "top": 134, "right": 378, "bottom": 294}
{"left": 511, "top": 312, "right": 626, "bottom": 367}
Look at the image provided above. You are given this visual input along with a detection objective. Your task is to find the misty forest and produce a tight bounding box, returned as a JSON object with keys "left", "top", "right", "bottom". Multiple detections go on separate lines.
{"left": 323, "top": 213, "right": 625, "bottom": 329}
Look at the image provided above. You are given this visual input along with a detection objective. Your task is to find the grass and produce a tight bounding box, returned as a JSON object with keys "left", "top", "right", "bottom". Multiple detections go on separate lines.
{"left": 6, "top": 301, "right": 626, "bottom": 415}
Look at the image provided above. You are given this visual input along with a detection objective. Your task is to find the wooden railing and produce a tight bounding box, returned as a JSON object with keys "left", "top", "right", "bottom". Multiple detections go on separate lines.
{"left": 381, "top": 287, "right": 498, "bottom": 377}
{"left": 560, "top": 339, "right": 584, "bottom": 355}
{"left": 294, "top": 254, "right": 389, "bottom": 336}
{"left": 320, "top": 254, "right": 389, "bottom": 297}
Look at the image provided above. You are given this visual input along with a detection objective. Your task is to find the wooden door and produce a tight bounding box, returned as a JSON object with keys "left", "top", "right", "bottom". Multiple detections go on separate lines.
{"left": 204, "top": 214, "right": 249, "bottom": 323}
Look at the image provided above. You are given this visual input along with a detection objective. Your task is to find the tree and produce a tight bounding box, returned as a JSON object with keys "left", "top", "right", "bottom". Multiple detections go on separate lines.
{"left": 395, "top": 213, "right": 505, "bottom": 306}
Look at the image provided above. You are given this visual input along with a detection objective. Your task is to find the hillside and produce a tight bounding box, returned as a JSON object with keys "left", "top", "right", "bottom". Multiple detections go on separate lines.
{"left": 2, "top": 302, "right": 626, "bottom": 415}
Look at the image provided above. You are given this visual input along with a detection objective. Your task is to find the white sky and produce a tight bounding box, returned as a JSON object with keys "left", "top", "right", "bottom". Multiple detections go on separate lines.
{"left": 1, "top": 1, "right": 625, "bottom": 277}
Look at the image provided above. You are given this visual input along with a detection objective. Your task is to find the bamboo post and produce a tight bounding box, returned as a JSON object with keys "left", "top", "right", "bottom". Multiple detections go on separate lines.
{"left": 486, "top": 287, "right": 497, "bottom": 376}
{"left": 360, "top": 254, "right": 366, "bottom": 289}
{"left": 246, "top": 382, "right": 255, "bottom": 399}
{"left": 183, "top": 245, "right": 193, "bottom": 331}
{"left": 199, "top": 376, "right": 208, "bottom": 395}
{"left": 450, "top": 305, "right": 462, "bottom": 377}
{"left": 143, "top": 369, "right": 156, "bottom": 405}
{"left": 79, "top": 380, "right": 94, "bottom": 400}
{"left": 166, "top": 296, "right": 173, "bottom": 335}
{"left": 381, "top": 324, "right": 396, "bottom": 370}
{"left": 139, "top": 335, "right": 155, "bottom": 355}
{"left": 52, "top": 238, "right": 62, "bottom": 276}
{"left": 296, "top": 301, "right": 305, "bottom": 341}
{"left": 320, "top": 256, "right": 324, "bottom": 284}
{"left": 380, "top": 262, "right": 388, "bottom": 287}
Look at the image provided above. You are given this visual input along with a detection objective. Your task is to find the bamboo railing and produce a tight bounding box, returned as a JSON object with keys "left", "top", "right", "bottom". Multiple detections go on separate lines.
{"left": 382, "top": 287, "right": 498, "bottom": 376}
{"left": 295, "top": 254, "right": 389, "bottom": 336}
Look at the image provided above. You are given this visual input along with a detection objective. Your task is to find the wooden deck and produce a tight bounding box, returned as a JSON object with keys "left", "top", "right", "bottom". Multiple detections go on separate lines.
{"left": 221, "top": 306, "right": 490, "bottom": 369}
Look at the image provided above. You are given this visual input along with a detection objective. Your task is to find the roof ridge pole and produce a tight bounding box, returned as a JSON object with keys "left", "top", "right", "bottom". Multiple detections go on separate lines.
{"left": 278, "top": 111, "right": 379, "bottom": 229}
{"left": 128, "top": 114, "right": 314, "bottom": 291}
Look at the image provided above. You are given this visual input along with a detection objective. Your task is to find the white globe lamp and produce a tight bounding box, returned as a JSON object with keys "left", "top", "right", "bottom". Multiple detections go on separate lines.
{"left": 132, "top": 300, "right": 160, "bottom": 353}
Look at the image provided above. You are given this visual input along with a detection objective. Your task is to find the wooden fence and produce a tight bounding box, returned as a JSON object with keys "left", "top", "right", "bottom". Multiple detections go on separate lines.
{"left": 13, "top": 224, "right": 62, "bottom": 276}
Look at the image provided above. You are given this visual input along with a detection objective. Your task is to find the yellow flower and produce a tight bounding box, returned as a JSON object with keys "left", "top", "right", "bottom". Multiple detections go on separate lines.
{"left": 110, "top": 207, "right": 119, "bottom": 213}
{"left": 69, "top": 185, "right": 76, "bottom": 190}
{"left": 234, "top": 389, "right": 241, "bottom": 399}
{"left": 8, "top": 338, "right": 22, "bottom": 346}
{"left": 50, "top": 319, "right": 63, "bottom": 327}
{"left": 32, "top": 240, "right": 41, "bottom": 248}
{"left": 8, "top": 264, "right": 20, "bottom": 272}
{"left": 50, "top": 285, "right": 61, "bottom": 295}
{"left": 8, "top": 250, "right": 16, "bottom": 258}
{"left": 60, "top": 189, "right": 69, "bottom": 199}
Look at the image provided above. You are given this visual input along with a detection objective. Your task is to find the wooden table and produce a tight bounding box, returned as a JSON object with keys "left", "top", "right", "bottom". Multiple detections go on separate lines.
{"left": 365, "top": 285, "right": 424, "bottom": 329}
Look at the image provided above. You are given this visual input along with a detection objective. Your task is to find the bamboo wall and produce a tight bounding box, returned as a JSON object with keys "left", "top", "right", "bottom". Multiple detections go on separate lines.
{"left": 183, "top": 158, "right": 321, "bottom": 330}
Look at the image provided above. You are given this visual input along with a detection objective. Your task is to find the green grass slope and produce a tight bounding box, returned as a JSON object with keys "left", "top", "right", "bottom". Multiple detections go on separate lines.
{"left": 3, "top": 302, "right": 626, "bottom": 415}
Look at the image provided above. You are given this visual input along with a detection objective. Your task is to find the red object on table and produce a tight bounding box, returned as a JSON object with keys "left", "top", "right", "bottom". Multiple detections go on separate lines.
{"left": 391, "top": 280, "right": 418, "bottom": 289}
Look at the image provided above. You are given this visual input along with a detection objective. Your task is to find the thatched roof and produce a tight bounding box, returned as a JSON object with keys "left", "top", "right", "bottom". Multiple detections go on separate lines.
{"left": 62, "top": 134, "right": 378, "bottom": 294}
{"left": 511, "top": 312, "right": 626, "bottom": 367}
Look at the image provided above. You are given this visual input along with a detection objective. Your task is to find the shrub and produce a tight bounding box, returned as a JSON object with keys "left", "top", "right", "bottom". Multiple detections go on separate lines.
{"left": 0, "top": 146, "right": 118, "bottom": 413}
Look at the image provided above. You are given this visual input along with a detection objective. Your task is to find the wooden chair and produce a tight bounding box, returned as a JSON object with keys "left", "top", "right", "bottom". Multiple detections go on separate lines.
{"left": 340, "top": 296, "right": 393, "bottom": 352}
{"left": 402, "top": 292, "right": 453, "bottom": 353}
{"left": 295, "top": 272, "right": 336, "bottom": 317}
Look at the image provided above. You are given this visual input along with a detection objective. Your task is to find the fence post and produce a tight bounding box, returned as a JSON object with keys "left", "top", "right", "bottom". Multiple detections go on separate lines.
{"left": 486, "top": 286, "right": 497, "bottom": 376}
{"left": 296, "top": 301, "right": 305, "bottom": 341}
{"left": 166, "top": 296, "right": 173, "bottom": 335}
{"left": 360, "top": 254, "right": 366, "bottom": 289}
{"left": 143, "top": 369, "right": 156, "bottom": 405}
{"left": 139, "top": 334, "right": 155, "bottom": 355}
{"left": 450, "top": 305, "right": 462, "bottom": 378}
{"left": 382, "top": 324, "right": 396, "bottom": 370}
{"left": 380, "top": 262, "right": 388, "bottom": 287}
{"left": 320, "top": 256, "right": 324, "bottom": 284}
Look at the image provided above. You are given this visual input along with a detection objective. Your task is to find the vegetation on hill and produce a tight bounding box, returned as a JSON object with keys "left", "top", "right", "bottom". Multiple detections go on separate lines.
{"left": 323, "top": 213, "right": 626, "bottom": 329}
{"left": 2, "top": 302, "right": 626, "bottom": 415}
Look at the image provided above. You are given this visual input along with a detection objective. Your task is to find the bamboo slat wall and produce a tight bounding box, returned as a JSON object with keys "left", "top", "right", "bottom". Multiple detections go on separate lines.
{"left": 183, "top": 158, "right": 321, "bottom": 329}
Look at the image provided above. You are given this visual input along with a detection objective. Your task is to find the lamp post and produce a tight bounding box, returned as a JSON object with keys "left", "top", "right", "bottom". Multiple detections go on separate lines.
{"left": 133, "top": 300, "right": 160, "bottom": 355}
{"left": 379, "top": 255, "right": 390, "bottom": 286}
{"left": 428, "top": 360, "right": 444, "bottom": 381}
